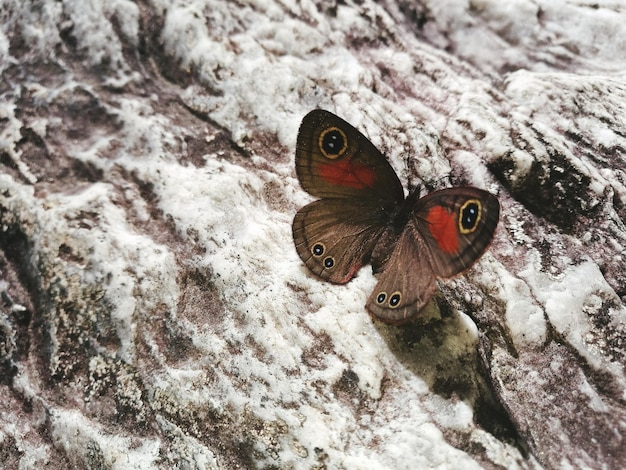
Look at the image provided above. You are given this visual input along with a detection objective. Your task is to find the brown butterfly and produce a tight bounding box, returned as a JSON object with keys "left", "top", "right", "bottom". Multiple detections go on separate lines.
{"left": 292, "top": 109, "right": 500, "bottom": 325}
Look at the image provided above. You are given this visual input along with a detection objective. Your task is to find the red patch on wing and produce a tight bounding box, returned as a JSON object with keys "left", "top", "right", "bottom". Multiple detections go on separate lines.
{"left": 426, "top": 206, "right": 459, "bottom": 253}
{"left": 318, "top": 160, "right": 376, "bottom": 189}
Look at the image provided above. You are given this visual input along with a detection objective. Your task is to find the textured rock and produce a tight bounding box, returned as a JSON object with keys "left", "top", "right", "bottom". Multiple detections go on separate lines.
{"left": 1, "top": 0, "right": 625, "bottom": 468}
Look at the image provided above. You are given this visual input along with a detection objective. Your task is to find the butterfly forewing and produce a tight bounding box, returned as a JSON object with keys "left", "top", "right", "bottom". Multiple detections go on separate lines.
{"left": 411, "top": 188, "right": 500, "bottom": 279}
{"left": 292, "top": 199, "right": 388, "bottom": 284}
{"left": 296, "top": 110, "right": 404, "bottom": 205}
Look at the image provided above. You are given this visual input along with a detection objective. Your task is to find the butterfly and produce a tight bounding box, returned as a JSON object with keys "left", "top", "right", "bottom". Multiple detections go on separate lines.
{"left": 292, "top": 109, "right": 500, "bottom": 325}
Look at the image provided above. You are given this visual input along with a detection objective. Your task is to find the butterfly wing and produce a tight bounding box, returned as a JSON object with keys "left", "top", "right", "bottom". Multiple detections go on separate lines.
{"left": 292, "top": 198, "right": 388, "bottom": 284}
{"left": 366, "top": 187, "right": 499, "bottom": 324}
{"left": 410, "top": 187, "right": 500, "bottom": 278}
{"left": 366, "top": 227, "right": 437, "bottom": 324}
{"left": 295, "top": 109, "right": 404, "bottom": 205}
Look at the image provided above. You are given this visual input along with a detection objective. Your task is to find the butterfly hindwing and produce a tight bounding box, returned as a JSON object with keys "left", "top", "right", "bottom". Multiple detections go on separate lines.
{"left": 292, "top": 198, "right": 388, "bottom": 284}
{"left": 296, "top": 110, "right": 404, "bottom": 205}
{"left": 366, "top": 227, "right": 437, "bottom": 324}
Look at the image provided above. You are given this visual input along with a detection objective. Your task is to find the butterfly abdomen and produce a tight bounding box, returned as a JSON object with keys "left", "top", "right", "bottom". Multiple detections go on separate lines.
{"left": 370, "top": 226, "right": 402, "bottom": 275}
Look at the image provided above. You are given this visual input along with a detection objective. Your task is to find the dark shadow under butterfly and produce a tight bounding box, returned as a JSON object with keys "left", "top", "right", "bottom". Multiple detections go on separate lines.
{"left": 292, "top": 109, "right": 500, "bottom": 324}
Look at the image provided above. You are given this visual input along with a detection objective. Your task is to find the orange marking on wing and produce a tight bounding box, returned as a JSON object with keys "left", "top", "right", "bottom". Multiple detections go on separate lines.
{"left": 318, "top": 160, "right": 376, "bottom": 189}
{"left": 426, "top": 206, "right": 459, "bottom": 253}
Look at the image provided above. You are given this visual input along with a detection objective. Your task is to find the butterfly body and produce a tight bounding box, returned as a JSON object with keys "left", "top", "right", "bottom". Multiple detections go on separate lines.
{"left": 292, "top": 110, "right": 500, "bottom": 324}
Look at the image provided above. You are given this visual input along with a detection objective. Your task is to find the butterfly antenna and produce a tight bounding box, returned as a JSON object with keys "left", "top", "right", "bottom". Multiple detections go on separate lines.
{"left": 421, "top": 174, "right": 452, "bottom": 192}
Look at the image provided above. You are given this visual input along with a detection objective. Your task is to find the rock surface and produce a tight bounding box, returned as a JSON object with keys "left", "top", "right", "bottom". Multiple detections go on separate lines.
{"left": 1, "top": 0, "right": 625, "bottom": 468}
